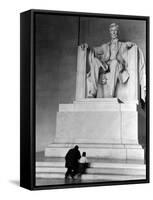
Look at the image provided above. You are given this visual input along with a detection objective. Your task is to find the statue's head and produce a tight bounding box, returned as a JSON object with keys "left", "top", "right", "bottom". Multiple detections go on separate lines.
{"left": 109, "top": 23, "right": 119, "bottom": 40}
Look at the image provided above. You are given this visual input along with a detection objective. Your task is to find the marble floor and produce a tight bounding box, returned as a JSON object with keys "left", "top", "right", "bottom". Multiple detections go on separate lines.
{"left": 36, "top": 177, "right": 108, "bottom": 186}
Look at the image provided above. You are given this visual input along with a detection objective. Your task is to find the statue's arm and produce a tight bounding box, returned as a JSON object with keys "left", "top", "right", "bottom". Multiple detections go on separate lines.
{"left": 126, "top": 41, "right": 136, "bottom": 49}
{"left": 80, "top": 43, "right": 104, "bottom": 54}
{"left": 80, "top": 43, "right": 88, "bottom": 50}
{"left": 93, "top": 45, "right": 104, "bottom": 56}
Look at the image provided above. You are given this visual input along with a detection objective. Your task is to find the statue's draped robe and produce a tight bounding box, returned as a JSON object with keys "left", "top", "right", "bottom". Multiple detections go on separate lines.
{"left": 87, "top": 40, "right": 146, "bottom": 101}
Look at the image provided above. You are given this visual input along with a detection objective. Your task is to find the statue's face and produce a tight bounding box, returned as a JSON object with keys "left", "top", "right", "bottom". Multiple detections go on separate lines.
{"left": 109, "top": 26, "right": 118, "bottom": 40}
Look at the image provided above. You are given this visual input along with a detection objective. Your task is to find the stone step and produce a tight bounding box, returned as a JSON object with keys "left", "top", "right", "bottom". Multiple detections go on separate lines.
{"left": 47, "top": 143, "right": 142, "bottom": 148}
{"left": 36, "top": 172, "right": 145, "bottom": 181}
{"left": 45, "top": 144, "right": 144, "bottom": 160}
{"left": 82, "top": 174, "right": 145, "bottom": 181}
{"left": 36, "top": 153, "right": 144, "bottom": 164}
{"left": 36, "top": 166, "right": 145, "bottom": 176}
{"left": 36, "top": 158, "right": 146, "bottom": 182}
{"left": 36, "top": 161, "right": 145, "bottom": 169}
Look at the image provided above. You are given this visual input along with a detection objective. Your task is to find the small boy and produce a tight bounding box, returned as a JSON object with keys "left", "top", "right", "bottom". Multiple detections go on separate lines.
{"left": 78, "top": 152, "right": 88, "bottom": 176}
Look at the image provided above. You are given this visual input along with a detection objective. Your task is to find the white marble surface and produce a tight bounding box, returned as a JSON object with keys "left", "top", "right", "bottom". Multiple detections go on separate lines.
{"left": 56, "top": 101, "right": 140, "bottom": 144}
{"left": 121, "top": 111, "right": 138, "bottom": 144}
{"left": 46, "top": 100, "right": 145, "bottom": 160}
{"left": 59, "top": 98, "right": 138, "bottom": 112}
{"left": 55, "top": 111, "right": 121, "bottom": 144}
{"left": 45, "top": 143, "right": 144, "bottom": 160}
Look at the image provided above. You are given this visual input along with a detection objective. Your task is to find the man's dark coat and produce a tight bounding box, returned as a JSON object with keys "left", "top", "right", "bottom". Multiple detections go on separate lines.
{"left": 65, "top": 147, "right": 81, "bottom": 169}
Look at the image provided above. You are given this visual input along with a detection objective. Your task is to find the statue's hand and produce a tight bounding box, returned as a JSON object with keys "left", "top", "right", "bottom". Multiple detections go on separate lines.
{"left": 126, "top": 41, "right": 136, "bottom": 49}
{"left": 80, "top": 43, "right": 88, "bottom": 50}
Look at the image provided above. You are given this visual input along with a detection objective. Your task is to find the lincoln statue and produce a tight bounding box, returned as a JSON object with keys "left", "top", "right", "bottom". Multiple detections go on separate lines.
{"left": 77, "top": 23, "right": 146, "bottom": 102}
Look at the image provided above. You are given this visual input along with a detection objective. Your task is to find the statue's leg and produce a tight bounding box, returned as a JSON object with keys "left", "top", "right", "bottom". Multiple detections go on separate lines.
{"left": 87, "top": 57, "right": 102, "bottom": 98}
{"left": 86, "top": 75, "right": 96, "bottom": 98}
{"left": 108, "top": 60, "right": 119, "bottom": 97}
{"left": 97, "top": 73, "right": 104, "bottom": 98}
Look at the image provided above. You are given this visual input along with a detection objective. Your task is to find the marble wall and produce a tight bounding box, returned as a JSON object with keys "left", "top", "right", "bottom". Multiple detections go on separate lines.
{"left": 36, "top": 14, "right": 78, "bottom": 151}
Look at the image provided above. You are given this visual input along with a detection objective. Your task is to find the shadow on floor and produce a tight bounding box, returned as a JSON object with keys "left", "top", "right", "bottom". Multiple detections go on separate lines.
{"left": 9, "top": 180, "right": 20, "bottom": 186}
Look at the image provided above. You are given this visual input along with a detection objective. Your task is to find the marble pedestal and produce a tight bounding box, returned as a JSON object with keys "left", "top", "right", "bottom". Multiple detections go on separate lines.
{"left": 45, "top": 98, "right": 145, "bottom": 160}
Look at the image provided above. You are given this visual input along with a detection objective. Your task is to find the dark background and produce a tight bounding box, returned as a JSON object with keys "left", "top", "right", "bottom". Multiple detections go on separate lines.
{"left": 36, "top": 14, "right": 146, "bottom": 152}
